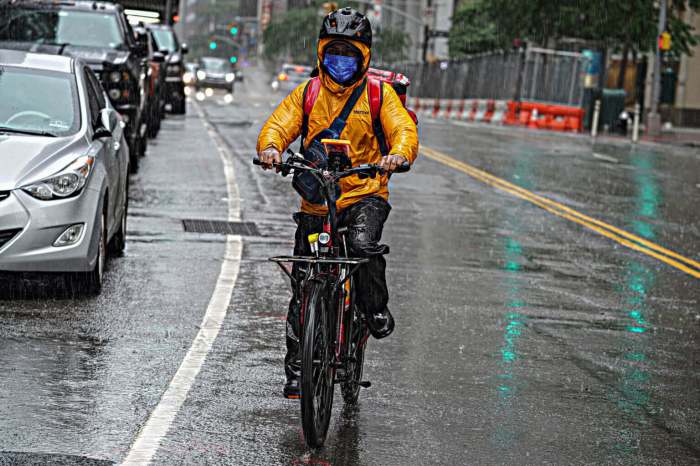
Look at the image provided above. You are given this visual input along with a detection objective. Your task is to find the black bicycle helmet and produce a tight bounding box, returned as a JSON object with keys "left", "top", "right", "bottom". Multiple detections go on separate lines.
{"left": 319, "top": 7, "right": 372, "bottom": 48}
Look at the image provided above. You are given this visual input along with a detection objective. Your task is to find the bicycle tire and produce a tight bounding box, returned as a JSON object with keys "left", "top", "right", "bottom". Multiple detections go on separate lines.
{"left": 300, "top": 279, "right": 335, "bottom": 448}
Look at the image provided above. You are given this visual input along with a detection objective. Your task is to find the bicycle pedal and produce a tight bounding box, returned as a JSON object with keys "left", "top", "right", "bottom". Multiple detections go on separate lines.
{"left": 358, "top": 381, "right": 371, "bottom": 388}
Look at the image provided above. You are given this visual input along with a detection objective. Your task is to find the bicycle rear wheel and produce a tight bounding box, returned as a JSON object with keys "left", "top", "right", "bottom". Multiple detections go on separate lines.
{"left": 301, "top": 279, "right": 335, "bottom": 448}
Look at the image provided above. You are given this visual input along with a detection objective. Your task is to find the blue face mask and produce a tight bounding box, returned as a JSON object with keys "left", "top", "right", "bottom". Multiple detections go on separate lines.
{"left": 323, "top": 54, "right": 359, "bottom": 84}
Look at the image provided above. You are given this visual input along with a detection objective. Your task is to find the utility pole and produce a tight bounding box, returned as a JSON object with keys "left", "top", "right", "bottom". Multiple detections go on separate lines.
{"left": 647, "top": 0, "right": 667, "bottom": 136}
{"left": 422, "top": 0, "right": 432, "bottom": 63}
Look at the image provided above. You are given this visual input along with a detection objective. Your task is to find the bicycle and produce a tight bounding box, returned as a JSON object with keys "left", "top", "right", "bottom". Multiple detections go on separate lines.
{"left": 253, "top": 140, "right": 409, "bottom": 448}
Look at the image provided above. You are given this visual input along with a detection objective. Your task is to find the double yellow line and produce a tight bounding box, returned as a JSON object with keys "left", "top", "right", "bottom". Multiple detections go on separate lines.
{"left": 421, "top": 146, "right": 700, "bottom": 280}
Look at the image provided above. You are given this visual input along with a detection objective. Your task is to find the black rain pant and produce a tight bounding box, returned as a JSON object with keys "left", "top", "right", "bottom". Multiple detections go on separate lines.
{"left": 285, "top": 196, "right": 391, "bottom": 380}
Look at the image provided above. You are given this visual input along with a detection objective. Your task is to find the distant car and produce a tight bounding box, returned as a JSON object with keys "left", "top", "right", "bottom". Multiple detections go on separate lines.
{"left": 148, "top": 24, "right": 188, "bottom": 114}
{"left": 183, "top": 62, "right": 198, "bottom": 87}
{"left": 196, "top": 57, "right": 236, "bottom": 92}
{"left": 271, "top": 64, "right": 312, "bottom": 93}
{"left": 0, "top": 50, "right": 129, "bottom": 294}
{"left": 134, "top": 24, "right": 167, "bottom": 138}
{"left": 0, "top": 0, "right": 150, "bottom": 173}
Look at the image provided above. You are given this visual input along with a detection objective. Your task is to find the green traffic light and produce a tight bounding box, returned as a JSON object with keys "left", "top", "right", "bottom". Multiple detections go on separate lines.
{"left": 209, "top": 41, "right": 217, "bottom": 50}
{"left": 230, "top": 56, "right": 238, "bottom": 64}
{"left": 230, "top": 26, "right": 238, "bottom": 35}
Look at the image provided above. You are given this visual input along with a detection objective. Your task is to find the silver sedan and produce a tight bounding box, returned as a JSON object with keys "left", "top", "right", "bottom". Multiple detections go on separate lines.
{"left": 0, "top": 50, "right": 129, "bottom": 294}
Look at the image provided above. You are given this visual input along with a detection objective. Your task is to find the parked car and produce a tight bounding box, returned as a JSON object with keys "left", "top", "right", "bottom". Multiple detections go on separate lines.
{"left": 196, "top": 56, "right": 236, "bottom": 92}
{"left": 0, "top": 0, "right": 149, "bottom": 173}
{"left": 134, "top": 24, "right": 167, "bottom": 139}
{"left": 148, "top": 24, "right": 187, "bottom": 114}
{"left": 271, "top": 63, "right": 312, "bottom": 94}
{"left": 0, "top": 50, "right": 129, "bottom": 294}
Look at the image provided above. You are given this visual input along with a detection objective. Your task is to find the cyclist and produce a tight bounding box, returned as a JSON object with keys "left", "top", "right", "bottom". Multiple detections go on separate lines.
{"left": 256, "top": 7, "right": 418, "bottom": 399}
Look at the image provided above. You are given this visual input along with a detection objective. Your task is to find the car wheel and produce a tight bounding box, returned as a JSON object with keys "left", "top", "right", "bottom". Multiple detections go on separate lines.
{"left": 173, "top": 96, "right": 186, "bottom": 115}
{"left": 109, "top": 179, "right": 128, "bottom": 256}
{"left": 129, "top": 142, "right": 139, "bottom": 174}
{"left": 138, "top": 131, "right": 148, "bottom": 157}
{"left": 84, "top": 207, "right": 107, "bottom": 295}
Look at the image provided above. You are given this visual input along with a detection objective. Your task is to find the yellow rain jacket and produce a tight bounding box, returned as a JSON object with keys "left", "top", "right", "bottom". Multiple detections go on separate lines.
{"left": 257, "top": 38, "right": 419, "bottom": 215}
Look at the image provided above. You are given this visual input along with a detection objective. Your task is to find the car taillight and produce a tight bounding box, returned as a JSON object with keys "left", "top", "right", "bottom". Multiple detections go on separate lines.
{"left": 278, "top": 73, "right": 288, "bottom": 81}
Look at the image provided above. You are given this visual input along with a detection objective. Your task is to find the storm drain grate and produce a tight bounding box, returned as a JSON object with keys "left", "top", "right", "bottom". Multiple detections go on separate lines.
{"left": 182, "top": 219, "right": 261, "bottom": 236}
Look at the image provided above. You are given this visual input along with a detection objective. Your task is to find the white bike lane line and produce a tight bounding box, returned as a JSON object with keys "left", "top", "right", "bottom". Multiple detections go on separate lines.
{"left": 122, "top": 102, "right": 242, "bottom": 465}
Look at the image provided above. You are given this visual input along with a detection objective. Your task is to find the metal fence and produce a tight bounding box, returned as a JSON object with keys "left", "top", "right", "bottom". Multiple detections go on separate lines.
{"left": 395, "top": 48, "right": 590, "bottom": 107}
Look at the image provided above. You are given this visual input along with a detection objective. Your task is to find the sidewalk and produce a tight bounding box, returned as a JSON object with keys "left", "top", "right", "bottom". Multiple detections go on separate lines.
{"left": 444, "top": 117, "right": 700, "bottom": 153}
{"left": 644, "top": 126, "right": 700, "bottom": 148}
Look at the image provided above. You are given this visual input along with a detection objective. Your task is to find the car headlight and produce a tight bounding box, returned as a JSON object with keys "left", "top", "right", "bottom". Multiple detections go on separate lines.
{"left": 167, "top": 64, "right": 181, "bottom": 75}
{"left": 22, "top": 155, "right": 94, "bottom": 200}
{"left": 225, "top": 73, "right": 235, "bottom": 83}
{"left": 109, "top": 71, "right": 121, "bottom": 83}
{"left": 196, "top": 70, "right": 206, "bottom": 80}
{"left": 108, "top": 88, "right": 122, "bottom": 101}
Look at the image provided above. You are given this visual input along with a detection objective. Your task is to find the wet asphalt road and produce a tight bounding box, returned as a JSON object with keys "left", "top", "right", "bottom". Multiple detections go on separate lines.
{"left": 1, "top": 70, "right": 700, "bottom": 465}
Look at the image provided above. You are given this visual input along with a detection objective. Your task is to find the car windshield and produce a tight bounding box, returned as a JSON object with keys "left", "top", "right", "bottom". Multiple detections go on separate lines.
{"left": 0, "top": 9, "right": 124, "bottom": 49}
{"left": 201, "top": 58, "right": 228, "bottom": 72}
{"left": 0, "top": 66, "right": 80, "bottom": 137}
{"left": 151, "top": 28, "right": 178, "bottom": 53}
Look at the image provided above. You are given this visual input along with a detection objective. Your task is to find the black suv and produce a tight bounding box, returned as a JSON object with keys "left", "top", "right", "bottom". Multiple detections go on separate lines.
{"left": 0, "top": 0, "right": 149, "bottom": 173}
{"left": 147, "top": 24, "right": 187, "bottom": 114}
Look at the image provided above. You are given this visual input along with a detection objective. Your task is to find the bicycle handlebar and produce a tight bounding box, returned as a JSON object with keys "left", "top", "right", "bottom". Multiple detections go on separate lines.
{"left": 252, "top": 153, "right": 410, "bottom": 178}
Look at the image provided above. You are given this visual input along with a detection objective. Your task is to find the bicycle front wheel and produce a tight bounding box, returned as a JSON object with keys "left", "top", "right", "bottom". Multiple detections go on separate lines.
{"left": 301, "top": 279, "right": 335, "bottom": 448}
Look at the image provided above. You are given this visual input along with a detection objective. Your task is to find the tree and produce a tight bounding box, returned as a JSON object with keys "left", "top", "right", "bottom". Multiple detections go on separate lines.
{"left": 448, "top": 0, "right": 505, "bottom": 57}
{"left": 263, "top": 6, "right": 322, "bottom": 64}
{"left": 373, "top": 28, "right": 410, "bottom": 64}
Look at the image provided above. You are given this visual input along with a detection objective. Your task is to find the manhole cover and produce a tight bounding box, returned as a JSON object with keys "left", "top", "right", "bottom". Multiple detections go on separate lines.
{"left": 182, "top": 219, "right": 261, "bottom": 236}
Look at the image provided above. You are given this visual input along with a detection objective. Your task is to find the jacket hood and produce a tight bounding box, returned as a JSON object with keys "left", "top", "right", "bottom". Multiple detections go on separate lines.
{"left": 316, "top": 37, "right": 371, "bottom": 95}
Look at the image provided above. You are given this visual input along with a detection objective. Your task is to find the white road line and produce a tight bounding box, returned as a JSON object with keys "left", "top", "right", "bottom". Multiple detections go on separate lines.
{"left": 121, "top": 102, "right": 242, "bottom": 465}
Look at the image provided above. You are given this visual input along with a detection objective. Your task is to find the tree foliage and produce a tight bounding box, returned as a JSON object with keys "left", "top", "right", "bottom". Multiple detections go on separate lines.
{"left": 448, "top": 0, "right": 505, "bottom": 58}
{"left": 263, "top": 6, "right": 320, "bottom": 64}
{"left": 449, "top": 0, "right": 700, "bottom": 58}
{"left": 373, "top": 28, "right": 410, "bottom": 64}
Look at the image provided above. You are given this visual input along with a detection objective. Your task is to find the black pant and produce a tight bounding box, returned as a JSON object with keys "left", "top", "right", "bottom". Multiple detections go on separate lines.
{"left": 285, "top": 196, "right": 391, "bottom": 380}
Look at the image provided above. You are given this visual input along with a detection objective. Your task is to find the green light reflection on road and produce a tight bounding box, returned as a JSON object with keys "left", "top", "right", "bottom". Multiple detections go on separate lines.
{"left": 493, "top": 152, "right": 533, "bottom": 449}
{"left": 612, "top": 148, "right": 660, "bottom": 456}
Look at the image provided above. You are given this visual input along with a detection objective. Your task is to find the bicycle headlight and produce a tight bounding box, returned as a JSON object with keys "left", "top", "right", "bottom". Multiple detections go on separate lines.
{"left": 23, "top": 155, "right": 94, "bottom": 200}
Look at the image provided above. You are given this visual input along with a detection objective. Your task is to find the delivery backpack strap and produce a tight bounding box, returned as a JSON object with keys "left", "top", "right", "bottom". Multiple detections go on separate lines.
{"left": 300, "top": 77, "right": 369, "bottom": 148}
{"left": 299, "top": 77, "right": 321, "bottom": 151}
{"left": 293, "top": 79, "right": 368, "bottom": 205}
{"left": 367, "top": 77, "right": 390, "bottom": 157}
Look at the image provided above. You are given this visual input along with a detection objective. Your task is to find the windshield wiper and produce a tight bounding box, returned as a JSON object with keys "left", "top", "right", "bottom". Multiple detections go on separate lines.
{"left": 0, "top": 127, "right": 58, "bottom": 137}
{"left": 36, "top": 40, "right": 71, "bottom": 54}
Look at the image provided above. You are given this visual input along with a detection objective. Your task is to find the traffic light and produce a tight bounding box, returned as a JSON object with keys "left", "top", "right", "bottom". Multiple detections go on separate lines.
{"left": 209, "top": 41, "right": 218, "bottom": 50}
{"left": 230, "top": 56, "right": 238, "bottom": 64}
{"left": 230, "top": 26, "right": 239, "bottom": 35}
{"left": 658, "top": 31, "right": 671, "bottom": 51}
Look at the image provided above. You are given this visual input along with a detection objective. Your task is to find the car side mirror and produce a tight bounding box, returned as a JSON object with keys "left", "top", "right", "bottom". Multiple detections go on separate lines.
{"left": 93, "top": 108, "right": 117, "bottom": 140}
{"left": 153, "top": 51, "right": 166, "bottom": 63}
{"left": 181, "top": 43, "right": 188, "bottom": 54}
